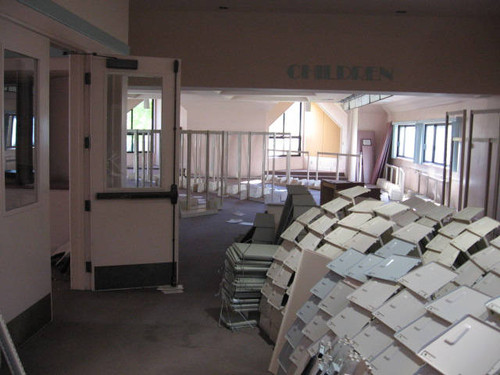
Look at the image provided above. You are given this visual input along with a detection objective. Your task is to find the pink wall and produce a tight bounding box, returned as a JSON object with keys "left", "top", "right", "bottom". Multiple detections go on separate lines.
{"left": 129, "top": 8, "right": 500, "bottom": 95}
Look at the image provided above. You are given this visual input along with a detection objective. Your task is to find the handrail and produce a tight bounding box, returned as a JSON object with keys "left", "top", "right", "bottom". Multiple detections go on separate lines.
{"left": 315, "top": 152, "right": 362, "bottom": 182}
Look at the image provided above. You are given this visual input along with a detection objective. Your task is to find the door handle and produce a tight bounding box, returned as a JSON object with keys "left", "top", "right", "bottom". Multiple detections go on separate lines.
{"left": 96, "top": 184, "right": 179, "bottom": 205}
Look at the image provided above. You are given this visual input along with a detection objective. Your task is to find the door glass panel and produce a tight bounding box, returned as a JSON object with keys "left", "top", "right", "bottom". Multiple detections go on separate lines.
{"left": 106, "top": 75, "right": 162, "bottom": 188}
{"left": 4, "top": 50, "right": 37, "bottom": 210}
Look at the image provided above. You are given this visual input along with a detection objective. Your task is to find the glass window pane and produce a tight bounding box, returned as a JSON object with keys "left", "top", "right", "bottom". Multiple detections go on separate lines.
{"left": 403, "top": 126, "right": 415, "bottom": 158}
{"left": 4, "top": 50, "right": 37, "bottom": 211}
{"left": 107, "top": 75, "right": 162, "bottom": 188}
{"left": 434, "top": 125, "right": 446, "bottom": 164}
{"left": 424, "top": 125, "right": 435, "bottom": 162}
{"left": 269, "top": 116, "right": 283, "bottom": 133}
{"left": 285, "top": 102, "right": 301, "bottom": 136}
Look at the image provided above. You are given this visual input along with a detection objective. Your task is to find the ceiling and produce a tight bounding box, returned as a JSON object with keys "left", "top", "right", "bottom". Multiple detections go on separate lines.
{"left": 181, "top": 89, "right": 490, "bottom": 114}
{"left": 132, "top": 0, "right": 500, "bottom": 17}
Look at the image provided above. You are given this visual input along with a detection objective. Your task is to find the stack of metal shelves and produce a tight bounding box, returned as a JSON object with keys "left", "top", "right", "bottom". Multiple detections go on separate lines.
{"left": 219, "top": 242, "right": 278, "bottom": 330}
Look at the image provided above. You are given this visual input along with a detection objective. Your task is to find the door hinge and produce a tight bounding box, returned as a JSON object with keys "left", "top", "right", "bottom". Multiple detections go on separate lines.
{"left": 84, "top": 72, "right": 91, "bottom": 85}
{"left": 84, "top": 136, "right": 91, "bottom": 149}
{"left": 85, "top": 261, "right": 92, "bottom": 273}
{"left": 84, "top": 200, "right": 91, "bottom": 212}
{"left": 174, "top": 60, "right": 180, "bottom": 74}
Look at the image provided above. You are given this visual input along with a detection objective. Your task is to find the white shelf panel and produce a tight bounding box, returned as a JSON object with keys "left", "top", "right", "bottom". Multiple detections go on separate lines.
{"left": 402, "top": 196, "right": 429, "bottom": 210}
{"left": 425, "top": 205, "right": 455, "bottom": 223}
{"left": 280, "top": 221, "right": 305, "bottom": 243}
{"left": 393, "top": 210, "right": 421, "bottom": 228}
{"left": 272, "top": 264, "right": 295, "bottom": 289}
{"left": 421, "top": 249, "right": 441, "bottom": 265}
{"left": 327, "top": 303, "right": 372, "bottom": 338}
{"left": 297, "top": 232, "right": 322, "bottom": 252}
{"left": 321, "top": 197, "right": 352, "bottom": 215}
{"left": 398, "top": 262, "right": 457, "bottom": 300}
{"left": 345, "top": 254, "right": 385, "bottom": 282}
{"left": 286, "top": 319, "right": 306, "bottom": 349}
{"left": 466, "top": 216, "right": 500, "bottom": 237}
{"left": 452, "top": 206, "right": 484, "bottom": 223}
{"left": 338, "top": 212, "right": 373, "bottom": 230}
{"left": 273, "top": 242, "right": 294, "bottom": 262}
{"left": 352, "top": 320, "right": 396, "bottom": 361}
{"left": 371, "top": 343, "right": 424, "bottom": 375}
{"left": 343, "top": 233, "right": 379, "bottom": 254}
{"left": 347, "top": 279, "right": 400, "bottom": 312}
{"left": 338, "top": 186, "right": 370, "bottom": 200}
{"left": 268, "top": 284, "right": 287, "bottom": 309}
{"left": 366, "top": 255, "right": 421, "bottom": 282}
{"left": 297, "top": 295, "right": 322, "bottom": 324}
{"left": 326, "top": 248, "right": 366, "bottom": 277}
{"left": 394, "top": 313, "right": 450, "bottom": 353}
{"left": 431, "top": 245, "right": 461, "bottom": 268}
{"left": 392, "top": 222, "right": 433, "bottom": 245}
{"left": 375, "top": 238, "right": 416, "bottom": 258}
{"left": 454, "top": 260, "right": 484, "bottom": 286}
{"left": 316, "top": 243, "right": 344, "bottom": 260}
{"left": 373, "top": 289, "right": 427, "bottom": 332}
{"left": 450, "top": 231, "right": 482, "bottom": 252}
{"left": 302, "top": 310, "right": 332, "bottom": 342}
{"left": 310, "top": 271, "right": 342, "bottom": 299}
{"left": 261, "top": 278, "right": 273, "bottom": 298}
{"left": 359, "top": 216, "right": 394, "bottom": 238}
{"left": 491, "top": 235, "right": 500, "bottom": 249}
{"left": 425, "top": 285, "right": 491, "bottom": 323}
{"left": 438, "top": 220, "right": 468, "bottom": 239}
{"left": 267, "top": 262, "right": 282, "bottom": 280}
{"left": 307, "top": 214, "right": 338, "bottom": 236}
{"left": 418, "top": 316, "right": 500, "bottom": 375}
{"left": 486, "top": 296, "right": 500, "bottom": 314}
{"left": 348, "top": 199, "right": 385, "bottom": 214}
{"left": 473, "top": 272, "right": 500, "bottom": 297}
{"left": 324, "top": 226, "right": 358, "bottom": 248}
{"left": 295, "top": 206, "right": 323, "bottom": 226}
{"left": 471, "top": 246, "right": 500, "bottom": 271}
{"left": 283, "top": 246, "right": 303, "bottom": 272}
{"left": 289, "top": 336, "right": 314, "bottom": 369}
{"left": 426, "top": 234, "right": 451, "bottom": 253}
{"left": 416, "top": 217, "right": 439, "bottom": 229}
{"left": 319, "top": 280, "right": 356, "bottom": 317}
{"left": 373, "top": 202, "right": 409, "bottom": 219}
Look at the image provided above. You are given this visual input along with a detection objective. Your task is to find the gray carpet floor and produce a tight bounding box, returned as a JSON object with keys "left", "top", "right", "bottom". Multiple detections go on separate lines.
{"left": 5, "top": 198, "right": 276, "bottom": 375}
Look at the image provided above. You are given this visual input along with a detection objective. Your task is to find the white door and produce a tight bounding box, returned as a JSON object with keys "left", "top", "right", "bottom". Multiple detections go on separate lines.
{"left": 73, "top": 55, "right": 180, "bottom": 291}
{"left": 0, "top": 19, "right": 51, "bottom": 329}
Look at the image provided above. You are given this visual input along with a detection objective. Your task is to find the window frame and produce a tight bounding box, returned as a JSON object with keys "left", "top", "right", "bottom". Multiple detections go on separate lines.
{"left": 423, "top": 122, "right": 451, "bottom": 166}
{"left": 396, "top": 124, "right": 416, "bottom": 159}
{"left": 268, "top": 102, "right": 303, "bottom": 157}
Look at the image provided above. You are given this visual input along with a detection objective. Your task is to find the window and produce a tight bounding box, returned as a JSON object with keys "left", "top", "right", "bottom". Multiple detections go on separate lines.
{"left": 126, "top": 99, "right": 154, "bottom": 153}
{"left": 106, "top": 75, "right": 161, "bottom": 189}
{"left": 268, "top": 102, "right": 302, "bottom": 156}
{"left": 396, "top": 125, "right": 415, "bottom": 159}
{"left": 424, "top": 123, "right": 452, "bottom": 165}
{"left": 3, "top": 50, "right": 38, "bottom": 211}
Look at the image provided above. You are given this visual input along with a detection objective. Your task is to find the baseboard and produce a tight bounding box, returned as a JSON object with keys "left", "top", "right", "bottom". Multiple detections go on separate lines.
{"left": 7, "top": 293, "right": 52, "bottom": 346}
{"left": 94, "top": 262, "right": 174, "bottom": 291}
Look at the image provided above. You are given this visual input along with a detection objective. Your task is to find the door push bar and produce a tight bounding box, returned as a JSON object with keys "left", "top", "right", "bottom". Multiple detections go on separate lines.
{"left": 96, "top": 184, "right": 178, "bottom": 205}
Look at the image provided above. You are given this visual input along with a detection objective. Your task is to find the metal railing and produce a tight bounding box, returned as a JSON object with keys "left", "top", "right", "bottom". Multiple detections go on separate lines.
{"left": 315, "top": 152, "right": 363, "bottom": 182}
{"left": 127, "top": 129, "right": 161, "bottom": 187}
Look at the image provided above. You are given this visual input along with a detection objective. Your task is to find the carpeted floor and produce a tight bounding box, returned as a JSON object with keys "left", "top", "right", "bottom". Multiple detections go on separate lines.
{"left": 4, "top": 198, "right": 275, "bottom": 375}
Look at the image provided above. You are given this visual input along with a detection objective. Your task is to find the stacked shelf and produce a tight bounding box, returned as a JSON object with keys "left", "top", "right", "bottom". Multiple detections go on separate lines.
{"left": 270, "top": 198, "right": 500, "bottom": 375}
{"left": 260, "top": 186, "right": 380, "bottom": 342}
{"left": 219, "top": 242, "right": 278, "bottom": 330}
